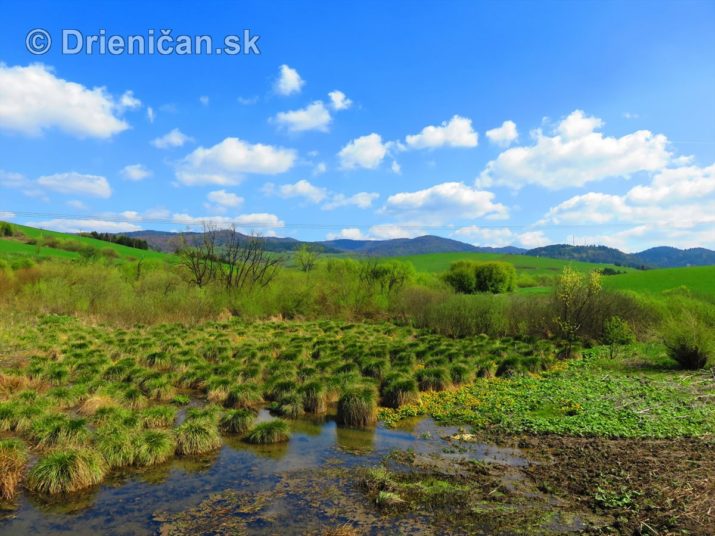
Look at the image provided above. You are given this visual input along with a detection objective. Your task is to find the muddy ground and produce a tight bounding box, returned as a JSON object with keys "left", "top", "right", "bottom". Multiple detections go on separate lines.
{"left": 156, "top": 433, "right": 714, "bottom": 535}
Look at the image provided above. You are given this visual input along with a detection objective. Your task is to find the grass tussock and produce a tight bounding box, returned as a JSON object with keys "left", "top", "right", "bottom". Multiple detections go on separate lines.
{"left": 175, "top": 419, "right": 222, "bottom": 455}
{"left": 0, "top": 438, "right": 28, "bottom": 500}
{"left": 337, "top": 387, "right": 377, "bottom": 428}
{"left": 27, "top": 447, "right": 107, "bottom": 495}
{"left": 244, "top": 419, "right": 291, "bottom": 444}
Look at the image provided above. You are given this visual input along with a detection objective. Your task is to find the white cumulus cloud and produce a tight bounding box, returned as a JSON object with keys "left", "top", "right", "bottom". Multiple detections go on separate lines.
{"left": 37, "top": 172, "right": 112, "bottom": 198}
{"left": 121, "top": 164, "right": 152, "bottom": 181}
{"left": 328, "top": 90, "right": 352, "bottom": 111}
{"left": 176, "top": 137, "right": 296, "bottom": 186}
{"left": 405, "top": 115, "right": 478, "bottom": 149}
{"left": 274, "top": 101, "right": 331, "bottom": 132}
{"left": 27, "top": 219, "right": 141, "bottom": 233}
{"left": 322, "top": 192, "right": 379, "bottom": 210}
{"left": 338, "top": 133, "right": 389, "bottom": 170}
{"left": 0, "top": 63, "right": 130, "bottom": 138}
{"left": 274, "top": 64, "right": 304, "bottom": 96}
{"left": 485, "top": 120, "right": 518, "bottom": 147}
{"left": 151, "top": 128, "right": 193, "bottom": 149}
{"left": 479, "top": 110, "right": 671, "bottom": 189}
{"left": 206, "top": 189, "right": 244, "bottom": 208}
{"left": 384, "top": 181, "right": 508, "bottom": 223}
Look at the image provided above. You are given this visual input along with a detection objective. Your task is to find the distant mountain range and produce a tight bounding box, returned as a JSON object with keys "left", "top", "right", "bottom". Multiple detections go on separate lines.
{"left": 122, "top": 230, "right": 715, "bottom": 269}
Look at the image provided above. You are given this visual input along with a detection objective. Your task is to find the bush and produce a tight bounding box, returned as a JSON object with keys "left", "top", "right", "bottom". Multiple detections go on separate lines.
{"left": 603, "top": 316, "right": 636, "bottom": 358}
{"left": 443, "top": 261, "right": 516, "bottom": 294}
{"left": 663, "top": 315, "right": 714, "bottom": 369}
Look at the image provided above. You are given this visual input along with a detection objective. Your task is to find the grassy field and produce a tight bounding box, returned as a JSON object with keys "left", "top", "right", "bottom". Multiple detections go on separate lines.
{"left": 0, "top": 222, "right": 168, "bottom": 262}
{"left": 603, "top": 265, "right": 715, "bottom": 295}
{"left": 396, "top": 251, "right": 635, "bottom": 276}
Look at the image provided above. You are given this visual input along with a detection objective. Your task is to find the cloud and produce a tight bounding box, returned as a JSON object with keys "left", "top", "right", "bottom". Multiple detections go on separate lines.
{"left": 199, "top": 95, "right": 209, "bottom": 106}
{"left": 405, "top": 115, "right": 478, "bottom": 149}
{"left": 539, "top": 161, "right": 715, "bottom": 249}
{"left": 172, "top": 212, "right": 285, "bottom": 233}
{"left": 146, "top": 107, "right": 156, "bottom": 123}
{"left": 37, "top": 172, "right": 112, "bottom": 198}
{"left": 274, "top": 101, "right": 331, "bottom": 132}
{"left": 151, "top": 128, "right": 192, "bottom": 149}
{"left": 120, "top": 164, "right": 152, "bottom": 181}
{"left": 368, "top": 223, "right": 425, "bottom": 239}
{"left": 271, "top": 179, "right": 328, "bottom": 203}
{"left": 384, "top": 181, "right": 508, "bottom": 223}
{"left": 485, "top": 120, "right": 518, "bottom": 147}
{"left": 313, "top": 162, "right": 327, "bottom": 176}
{"left": 0, "top": 211, "right": 15, "bottom": 220}
{"left": 238, "top": 96, "right": 259, "bottom": 105}
{"left": 326, "top": 228, "right": 366, "bottom": 240}
{"left": 27, "top": 219, "right": 141, "bottom": 233}
{"left": 391, "top": 161, "right": 401, "bottom": 174}
{"left": 338, "top": 133, "right": 389, "bottom": 169}
{"left": 328, "top": 90, "right": 352, "bottom": 111}
{"left": 322, "top": 192, "right": 379, "bottom": 210}
{"left": 176, "top": 137, "right": 296, "bottom": 186}
{"left": 479, "top": 110, "right": 671, "bottom": 189}
{"left": 453, "top": 226, "right": 549, "bottom": 248}
{"left": 0, "top": 63, "right": 129, "bottom": 138}
{"left": 206, "top": 189, "right": 243, "bottom": 208}
{"left": 626, "top": 163, "right": 715, "bottom": 205}
{"left": 66, "top": 200, "right": 87, "bottom": 210}
{"left": 274, "top": 64, "right": 304, "bottom": 96}
{"left": 119, "top": 90, "right": 141, "bottom": 111}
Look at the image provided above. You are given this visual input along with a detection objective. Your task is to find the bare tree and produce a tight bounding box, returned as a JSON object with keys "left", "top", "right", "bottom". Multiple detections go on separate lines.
{"left": 177, "top": 222, "right": 219, "bottom": 287}
{"left": 220, "top": 226, "right": 281, "bottom": 292}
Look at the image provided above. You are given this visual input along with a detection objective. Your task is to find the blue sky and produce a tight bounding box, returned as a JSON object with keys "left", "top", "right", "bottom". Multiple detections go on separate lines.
{"left": 1, "top": 0, "right": 714, "bottom": 251}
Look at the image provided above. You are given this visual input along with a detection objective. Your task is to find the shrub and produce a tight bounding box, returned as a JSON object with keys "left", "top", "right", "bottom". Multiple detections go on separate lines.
{"left": 244, "top": 419, "right": 291, "bottom": 444}
{"left": 474, "top": 262, "right": 516, "bottom": 293}
{"left": 663, "top": 315, "right": 714, "bottom": 369}
{"left": 602, "top": 316, "right": 636, "bottom": 358}
{"left": 27, "top": 448, "right": 107, "bottom": 494}
{"left": 337, "top": 387, "right": 377, "bottom": 428}
{"left": 0, "top": 438, "right": 28, "bottom": 500}
{"left": 175, "top": 419, "right": 222, "bottom": 455}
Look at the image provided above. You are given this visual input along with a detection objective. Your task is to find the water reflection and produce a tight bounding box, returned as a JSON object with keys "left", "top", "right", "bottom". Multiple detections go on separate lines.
{"left": 0, "top": 413, "right": 526, "bottom": 535}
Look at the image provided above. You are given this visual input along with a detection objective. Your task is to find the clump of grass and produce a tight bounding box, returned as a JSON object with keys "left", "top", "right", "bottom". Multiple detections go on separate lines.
{"left": 219, "top": 409, "right": 256, "bottom": 434}
{"left": 224, "top": 384, "right": 263, "bottom": 409}
{"left": 174, "top": 419, "right": 222, "bottom": 455}
{"left": 27, "top": 448, "right": 107, "bottom": 494}
{"left": 78, "top": 394, "right": 118, "bottom": 416}
{"left": 381, "top": 377, "right": 420, "bottom": 409}
{"left": 337, "top": 387, "right": 377, "bottom": 428}
{"left": 134, "top": 429, "right": 175, "bottom": 466}
{"left": 416, "top": 367, "right": 451, "bottom": 391}
{"left": 244, "top": 419, "right": 291, "bottom": 444}
{"left": 301, "top": 380, "right": 328, "bottom": 414}
{"left": 96, "top": 426, "right": 137, "bottom": 468}
{"left": 0, "top": 438, "right": 28, "bottom": 500}
{"left": 276, "top": 391, "right": 305, "bottom": 418}
{"left": 30, "top": 414, "right": 90, "bottom": 448}
{"left": 139, "top": 405, "right": 176, "bottom": 428}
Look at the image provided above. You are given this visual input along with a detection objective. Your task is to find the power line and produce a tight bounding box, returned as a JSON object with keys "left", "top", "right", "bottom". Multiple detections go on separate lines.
{"left": 0, "top": 209, "right": 647, "bottom": 231}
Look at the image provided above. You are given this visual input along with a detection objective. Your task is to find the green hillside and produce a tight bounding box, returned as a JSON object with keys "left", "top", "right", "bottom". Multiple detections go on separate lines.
{"left": 603, "top": 265, "right": 715, "bottom": 296}
{"left": 0, "top": 222, "right": 168, "bottom": 262}
{"left": 397, "top": 251, "right": 635, "bottom": 276}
